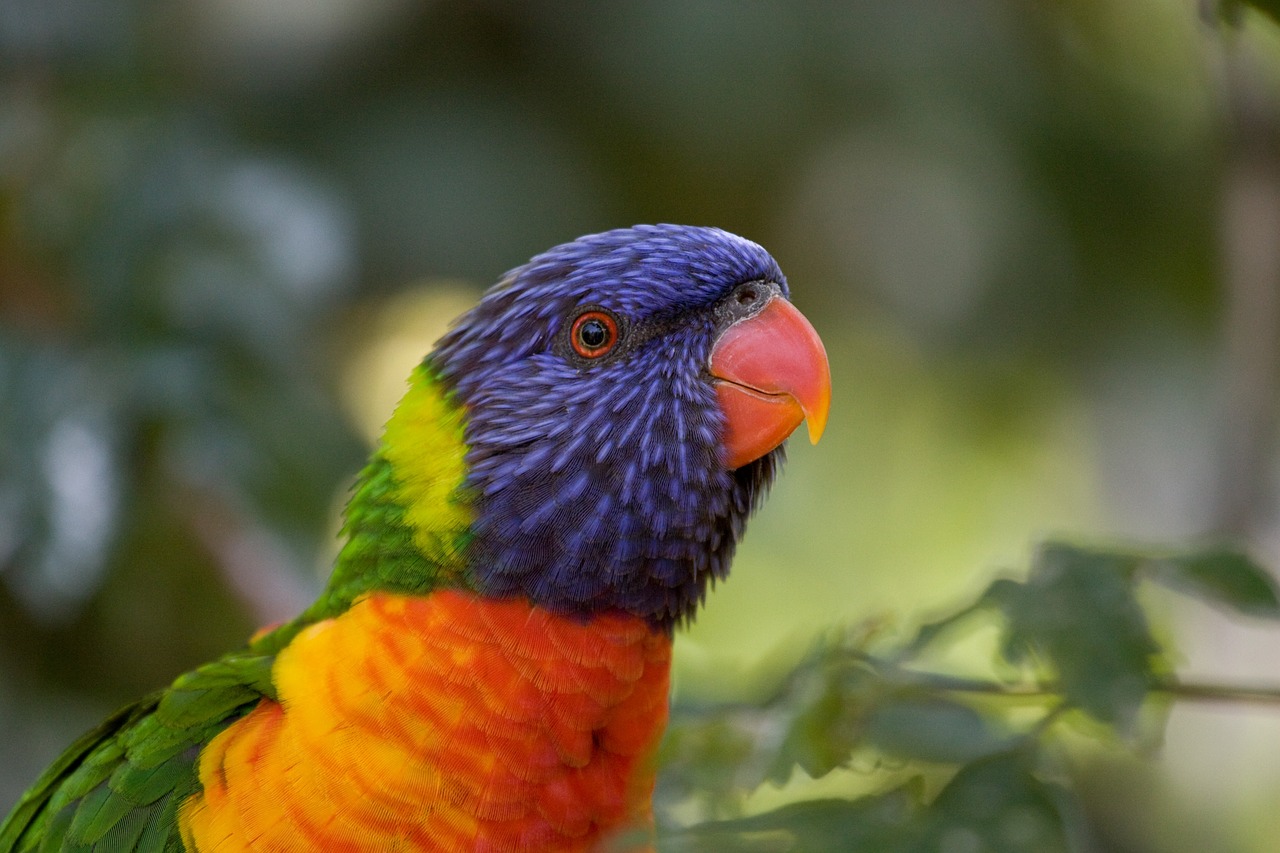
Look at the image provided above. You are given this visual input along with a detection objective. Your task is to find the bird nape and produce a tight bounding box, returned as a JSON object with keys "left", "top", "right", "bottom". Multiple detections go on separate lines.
{"left": 0, "top": 224, "right": 831, "bottom": 853}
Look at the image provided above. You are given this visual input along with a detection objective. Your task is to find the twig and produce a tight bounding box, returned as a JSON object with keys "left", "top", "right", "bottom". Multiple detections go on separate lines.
{"left": 900, "top": 670, "right": 1280, "bottom": 707}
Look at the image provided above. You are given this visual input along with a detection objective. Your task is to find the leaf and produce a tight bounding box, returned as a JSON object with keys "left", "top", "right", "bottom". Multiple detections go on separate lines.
{"left": 1148, "top": 549, "right": 1280, "bottom": 619}
{"left": 666, "top": 753, "right": 1080, "bottom": 853}
{"left": 993, "top": 542, "right": 1161, "bottom": 730}
{"left": 865, "top": 696, "right": 1016, "bottom": 765}
{"left": 661, "top": 784, "right": 926, "bottom": 853}
{"left": 769, "top": 681, "right": 856, "bottom": 782}
{"left": 656, "top": 714, "right": 761, "bottom": 817}
{"left": 766, "top": 654, "right": 883, "bottom": 784}
{"left": 918, "top": 752, "right": 1074, "bottom": 853}
{"left": 905, "top": 596, "right": 999, "bottom": 654}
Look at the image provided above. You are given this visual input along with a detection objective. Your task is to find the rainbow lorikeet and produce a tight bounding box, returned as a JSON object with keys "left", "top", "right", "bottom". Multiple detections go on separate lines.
{"left": 0, "top": 224, "right": 831, "bottom": 852}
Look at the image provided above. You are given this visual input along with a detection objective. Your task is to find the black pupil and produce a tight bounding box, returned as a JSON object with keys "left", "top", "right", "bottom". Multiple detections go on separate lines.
{"left": 579, "top": 318, "right": 609, "bottom": 349}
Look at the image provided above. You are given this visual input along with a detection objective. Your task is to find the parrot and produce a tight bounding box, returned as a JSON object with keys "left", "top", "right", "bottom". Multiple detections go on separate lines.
{"left": 0, "top": 224, "right": 831, "bottom": 853}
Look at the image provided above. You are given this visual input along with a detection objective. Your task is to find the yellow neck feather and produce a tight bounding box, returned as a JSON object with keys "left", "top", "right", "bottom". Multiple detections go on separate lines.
{"left": 379, "top": 364, "right": 473, "bottom": 568}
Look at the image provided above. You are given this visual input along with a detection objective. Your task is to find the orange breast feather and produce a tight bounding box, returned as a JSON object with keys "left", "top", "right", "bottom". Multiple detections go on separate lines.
{"left": 178, "top": 590, "right": 672, "bottom": 852}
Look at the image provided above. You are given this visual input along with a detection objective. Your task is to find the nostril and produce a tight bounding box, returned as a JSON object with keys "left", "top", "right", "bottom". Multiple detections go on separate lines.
{"left": 716, "top": 281, "right": 776, "bottom": 327}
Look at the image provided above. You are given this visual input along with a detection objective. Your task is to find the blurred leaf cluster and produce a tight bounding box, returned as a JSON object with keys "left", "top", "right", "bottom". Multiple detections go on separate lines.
{"left": 658, "top": 542, "right": 1280, "bottom": 851}
{"left": 0, "top": 59, "right": 365, "bottom": 701}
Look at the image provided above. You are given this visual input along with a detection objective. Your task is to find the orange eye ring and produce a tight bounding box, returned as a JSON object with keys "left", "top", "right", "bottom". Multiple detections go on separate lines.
{"left": 570, "top": 310, "right": 619, "bottom": 359}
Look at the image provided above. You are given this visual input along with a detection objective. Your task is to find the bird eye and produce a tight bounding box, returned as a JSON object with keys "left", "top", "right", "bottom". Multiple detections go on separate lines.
{"left": 570, "top": 310, "right": 619, "bottom": 359}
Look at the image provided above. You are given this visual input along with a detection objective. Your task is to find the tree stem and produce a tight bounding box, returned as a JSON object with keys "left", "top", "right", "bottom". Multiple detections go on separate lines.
{"left": 915, "top": 672, "right": 1280, "bottom": 706}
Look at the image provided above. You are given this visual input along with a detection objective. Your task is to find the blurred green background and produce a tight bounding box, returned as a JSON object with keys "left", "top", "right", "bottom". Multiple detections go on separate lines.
{"left": 2, "top": 0, "right": 1280, "bottom": 849}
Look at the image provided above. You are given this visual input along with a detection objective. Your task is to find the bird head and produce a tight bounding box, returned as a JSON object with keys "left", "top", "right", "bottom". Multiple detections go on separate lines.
{"left": 423, "top": 224, "right": 829, "bottom": 628}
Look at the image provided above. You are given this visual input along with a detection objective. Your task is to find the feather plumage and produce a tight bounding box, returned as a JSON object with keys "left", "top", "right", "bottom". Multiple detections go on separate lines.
{"left": 0, "top": 224, "right": 828, "bottom": 852}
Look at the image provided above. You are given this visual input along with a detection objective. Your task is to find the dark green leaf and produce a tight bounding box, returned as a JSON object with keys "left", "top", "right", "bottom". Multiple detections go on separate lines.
{"left": 666, "top": 757, "right": 1077, "bottom": 853}
{"left": 906, "top": 595, "right": 1003, "bottom": 654}
{"left": 865, "top": 696, "right": 1015, "bottom": 765}
{"left": 919, "top": 752, "right": 1073, "bottom": 853}
{"left": 1148, "top": 550, "right": 1280, "bottom": 619}
{"left": 767, "top": 657, "right": 882, "bottom": 783}
{"left": 996, "top": 543, "right": 1160, "bottom": 730}
{"left": 656, "top": 714, "right": 761, "bottom": 817}
{"left": 769, "top": 683, "right": 858, "bottom": 782}
{"left": 662, "top": 785, "right": 925, "bottom": 853}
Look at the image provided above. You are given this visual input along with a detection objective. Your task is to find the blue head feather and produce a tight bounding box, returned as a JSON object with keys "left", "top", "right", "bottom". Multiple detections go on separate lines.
{"left": 431, "top": 224, "right": 789, "bottom": 628}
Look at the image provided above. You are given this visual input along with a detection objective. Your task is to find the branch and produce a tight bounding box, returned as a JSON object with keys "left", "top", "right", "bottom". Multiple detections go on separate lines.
{"left": 900, "top": 669, "right": 1280, "bottom": 707}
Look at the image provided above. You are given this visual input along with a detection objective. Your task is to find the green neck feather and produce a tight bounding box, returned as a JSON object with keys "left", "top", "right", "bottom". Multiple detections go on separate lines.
{"left": 277, "top": 364, "right": 476, "bottom": 637}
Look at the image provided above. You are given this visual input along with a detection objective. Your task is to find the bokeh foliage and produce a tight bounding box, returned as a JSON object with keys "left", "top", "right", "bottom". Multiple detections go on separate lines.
{"left": 658, "top": 543, "right": 1280, "bottom": 850}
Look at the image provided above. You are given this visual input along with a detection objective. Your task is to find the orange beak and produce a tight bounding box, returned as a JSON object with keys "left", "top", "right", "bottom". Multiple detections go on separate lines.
{"left": 709, "top": 295, "right": 832, "bottom": 470}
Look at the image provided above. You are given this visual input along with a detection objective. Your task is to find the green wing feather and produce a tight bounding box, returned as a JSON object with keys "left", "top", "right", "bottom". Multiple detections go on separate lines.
{"left": 0, "top": 650, "right": 277, "bottom": 853}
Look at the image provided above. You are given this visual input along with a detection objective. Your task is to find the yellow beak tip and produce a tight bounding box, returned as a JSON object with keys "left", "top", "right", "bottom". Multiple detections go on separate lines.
{"left": 806, "top": 417, "right": 827, "bottom": 445}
